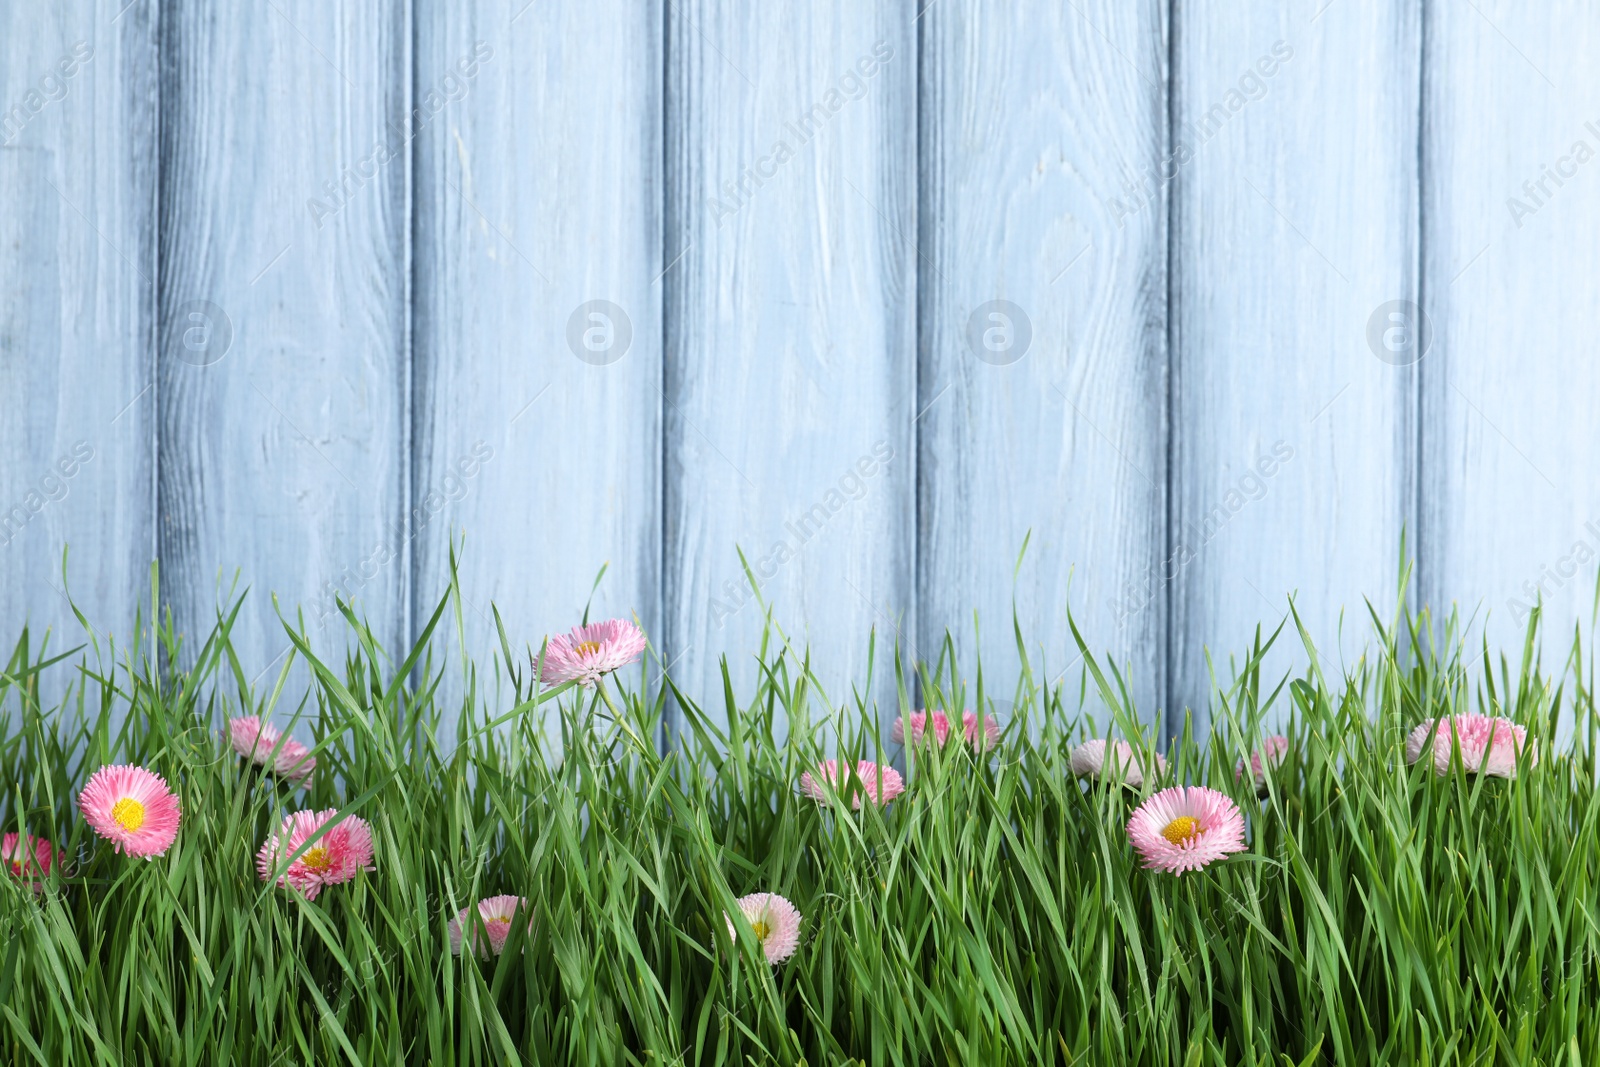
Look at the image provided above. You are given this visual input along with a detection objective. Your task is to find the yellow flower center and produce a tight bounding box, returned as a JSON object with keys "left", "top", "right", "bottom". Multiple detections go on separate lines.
{"left": 574, "top": 641, "right": 602, "bottom": 658}
{"left": 300, "top": 846, "right": 333, "bottom": 872}
{"left": 8, "top": 860, "right": 23, "bottom": 876}
{"left": 111, "top": 797, "right": 146, "bottom": 832}
{"left": 751, "top": 919, "right": 770, "bottom": 941}
{"left": 1161, "top": 816, "right": 1199, "bottom": 846}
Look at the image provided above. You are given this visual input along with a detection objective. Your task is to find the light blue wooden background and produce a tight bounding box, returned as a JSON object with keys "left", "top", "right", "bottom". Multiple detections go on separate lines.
{"left": 3, "top": 0, "right": 1597, "bottom": 738}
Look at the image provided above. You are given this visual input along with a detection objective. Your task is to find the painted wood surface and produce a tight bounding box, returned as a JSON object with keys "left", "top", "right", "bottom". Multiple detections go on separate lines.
{"left": 5, "top": 3, "right": 1600, "bottom": 739}
{"left": 1421, "top": 2, "right": 1600, "bottom": 723}
{"left": 412, "top": 0, "right": 662, "bottom": 725}
{"left": 0, "top": 2, "right": 154, "bottom": 660}
{"left": 663, "top": 1, "right": 916, "bottom": 721}
{"left": 917, "top": 0, "right": 1169, "bottom": 727}
{"left": 158, "top": 0, "right": 411, "bottom": 678}
{"left": 1171, "top": 2, "right": 1419, "bottom": 736}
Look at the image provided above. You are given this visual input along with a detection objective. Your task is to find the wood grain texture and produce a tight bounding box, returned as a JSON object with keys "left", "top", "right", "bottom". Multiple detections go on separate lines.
{"left": 11, "top": 2, "right": 1600, "bottom": 740}
{"left": 917, "top": 0, "right": 1169, "bottom": 727}
{"left": 1171, "top": 2, "right": 1419, "bottom": 735}
{"left": 1421, "top": 3, "right": 1600, "bottom": 711}
{"left": 158, "top": 0, "right": 410, "bottom": 677}
{"left": 664, "top": 1, "right": 916, "bottom": 722}
{"left": 412, "top": 0, "right": 662, "bottom": 726}
{"left": 0, "top": 3, "right": 155, "bottom": 656}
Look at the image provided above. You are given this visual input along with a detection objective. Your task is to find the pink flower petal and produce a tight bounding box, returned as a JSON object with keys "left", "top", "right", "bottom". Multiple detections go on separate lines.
{"left": 537, "top": 618, "right": 648, "bottom": 688}
{"left": 798, "top": 760, "right": 905, "bottom": 809}
{"left": 1405, "top": 714, "right": 1533, "bottom": 778}
{"left": 1070, "top": 739, "right": 1166, "bottom": 787}
{"left": 1235, "top": 735, "right": 1289, "bottom": 793}
{"left": 257, "top": 809, "right": 375, "bottom": 900}
{"left": 890, "top": 711, "right": 952, "bottom": 745}
{"left": 725, "top": 892, "right": 803, "bottom": 965}
{"left": 78, "top": 765, "right": 182, "bottom": 859}
{"left": 449, "top": 895, "right": 531, "bottom": 958}
{"left": 1126, "top": 785, "right": 1247, "bottom": 875}
{"left": 962, "top": 711, "right": 1002, "bottom": 752}
{"left": 229, "top": 716, "right": 315, "bottom": 782}
{"left": 3, "top": 832, "right": 56, "bottom": 892}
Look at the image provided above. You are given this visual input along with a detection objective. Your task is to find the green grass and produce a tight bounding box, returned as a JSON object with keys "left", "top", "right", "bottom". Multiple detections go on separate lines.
{"left": 2, "top": 559, "right": 1598, "bottom": 1066}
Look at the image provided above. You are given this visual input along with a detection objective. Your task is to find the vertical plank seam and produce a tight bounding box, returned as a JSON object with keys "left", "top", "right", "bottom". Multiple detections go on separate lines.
{"left": 658, "top": 0, "right": 675, "bottom": 751}
{"left": 151, "top": 1, "right": 165, "bottom": 610}
{"left": 404, "top": 0, "right": 418, "bottom": 669}
{"left": 912, "top": 0, "right": 926, "bottom": 715}
{"left": 155, "top": 0, "right": 172, "bottom": 647}
{"left": 1413, "top": 0, "right": 1430, "bottom": 618}
{"left": 1161, "top": 0, "right": 1179, "bottom": 745}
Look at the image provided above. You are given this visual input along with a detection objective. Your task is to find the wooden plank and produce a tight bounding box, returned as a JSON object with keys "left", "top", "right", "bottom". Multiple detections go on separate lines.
{"left": 411, "top": 0, "right": 662, "bottom": 727}
{"left": 917, "top": 0, "right": 1169, "bottom": 728}
{"left": 1421, "top": 2, "right": 1600, "bottom": 721}
{"left": 1171, "top": 4, "right": 1419, "bottom": 735}
{"left": 158, "top": 0, "right": 410, "bottom": 677}
{"left": 664, "top": 2, "right": 915, "bottom": 722}
{"left": 0, "top": 4, "right": 155, "bottom": 658}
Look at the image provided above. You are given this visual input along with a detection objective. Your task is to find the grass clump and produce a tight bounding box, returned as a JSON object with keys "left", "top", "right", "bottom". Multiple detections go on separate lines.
{"left": 2, "top": 563, "right": 1597, "bottom": 1065}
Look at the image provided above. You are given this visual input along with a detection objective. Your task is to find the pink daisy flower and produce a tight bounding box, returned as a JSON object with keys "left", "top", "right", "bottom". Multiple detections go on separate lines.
{"left": 890, "top": 710, "right": 953, "bottom": 746}
{"left": 78, "top": 765, "right": 182, "bottom": 859}
{"left": 3, "top": 832, "right": 56, "bottom": 891}
{"left": 228, "top": 716, "right": 315, "bottom": 782}
{"left": 963, "top": 711, "right": 1001, "bottom": 752}
{"left": 1070, "top": 739, "right": 1166, "bottom": 787}
{"left": 256, "top": 809, "right": 375, "bottom": 900}
{"left": 1236, "top": 735, "right": 1290, "bottom": 795}
{"left": 798, "top": 760, "right": 905, "bottom": 809}
{"left": 448, "top": 895, "right": 531, "bottom": 958}
{"left": 537, "top": 618, "right": 648, "bottom": 688}
{"left": 1405, "top": 714, "right": 1534, "bottom": 778}
{"left": 725, "top": 892, "right": 803, "bottom": 965}
{"left": 1126, "top": 786, "right": 1247, "bottom": 875}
